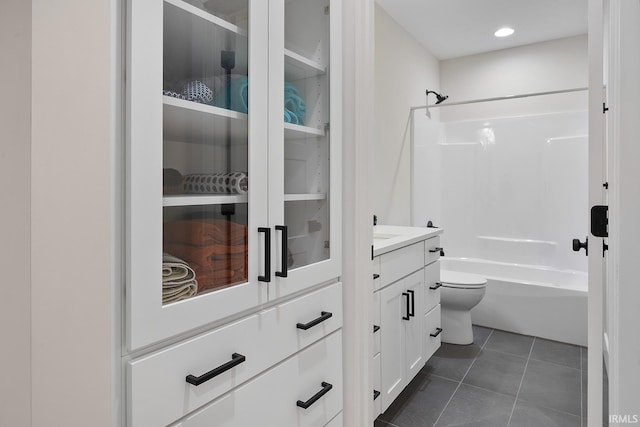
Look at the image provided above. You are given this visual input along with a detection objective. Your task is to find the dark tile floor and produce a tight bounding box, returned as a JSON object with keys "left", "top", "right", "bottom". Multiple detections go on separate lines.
{"left": 375, "top": 326, "right": 588, "bottom": 427}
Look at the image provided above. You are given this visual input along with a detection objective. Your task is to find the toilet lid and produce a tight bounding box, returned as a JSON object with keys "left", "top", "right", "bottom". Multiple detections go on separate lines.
{"left": 440, "top": 270, "right": 487, "bottom": 288}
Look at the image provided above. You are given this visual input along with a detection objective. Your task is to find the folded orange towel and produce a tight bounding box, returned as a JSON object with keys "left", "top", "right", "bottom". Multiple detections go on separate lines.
{"left": 164, "top": 219, "right": 247, "bottom": 247}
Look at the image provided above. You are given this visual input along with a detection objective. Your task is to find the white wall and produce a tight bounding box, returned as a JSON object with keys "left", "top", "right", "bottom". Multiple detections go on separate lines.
{"left": 31, "top": 1, "right": 115, "bottom": 425}
{"left": 0, "top": 1, "right": 32, "bottom": 425}
{"left": 440, "top": 35, "right": 588, "bottom": 122}
{"left": 374, "top": 4, "right": 439, "bottom": 225}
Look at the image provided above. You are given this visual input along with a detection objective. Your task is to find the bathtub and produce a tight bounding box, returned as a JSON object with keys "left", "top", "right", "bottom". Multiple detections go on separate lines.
{"left": 440, "top": 257, "right": 588, "bottom": 346}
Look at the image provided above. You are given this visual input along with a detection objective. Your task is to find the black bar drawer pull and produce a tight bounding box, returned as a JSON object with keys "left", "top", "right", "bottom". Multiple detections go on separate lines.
{"left": 373, "top": 273, "right": 380, "bottom": 280}
{"left": 429, "top": 247, "right": 443, "bottom": 253}
{"left": 297, "top": 311, "right": 333, "bottom": 330}
{"left": 429, "top": 282, "right": 442, "bottom": 290}
{"left": 402, "top": 292, "right": 410, "bottom": 320}
{"left": 275, "top": 225, "right": 288, "bottom": 277}
{"left": 296, "top": 382, "right": 333, "bottom": 409}
{"left": 430, "top": 327, "right": 443, "bottom": 337}
{"left": 258, "top": 227, "right": 271, "bottom": 282}
{"left": 407, "top": 289, "right": 415, "bottom": 317}
{"left": 186, "top": 353, "right": 246, "bottom": 386}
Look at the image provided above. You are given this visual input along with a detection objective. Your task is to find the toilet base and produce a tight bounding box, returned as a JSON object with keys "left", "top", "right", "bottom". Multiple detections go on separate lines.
{"left": 441, "top": 308, "right": 474, "bottom": 345}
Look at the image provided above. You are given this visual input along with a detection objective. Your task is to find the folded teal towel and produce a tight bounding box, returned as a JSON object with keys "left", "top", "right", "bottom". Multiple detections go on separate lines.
{"left": 215, "top": 75, "right": 249, "bottom": 113}
{"left": 284, "top": 82, "right": 306, "bottom": 125}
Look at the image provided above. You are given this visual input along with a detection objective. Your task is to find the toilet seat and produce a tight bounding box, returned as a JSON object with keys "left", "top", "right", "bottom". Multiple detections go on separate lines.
{"left": 440, "top": 270, "right": 487, "bottom": 289}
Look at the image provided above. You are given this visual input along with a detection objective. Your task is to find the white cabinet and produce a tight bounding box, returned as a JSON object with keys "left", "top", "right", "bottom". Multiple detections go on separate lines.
{"left": 379, "top": 270, "right": 424, "bottom": 410}
{"left": 127, "top": 0, "right": 341, "bottom": 351}
{"left": 126, "top": 0, "right": 342, "bottom": 425}
{"left": 373, "top": 230, "right": 443, "bottom": 414}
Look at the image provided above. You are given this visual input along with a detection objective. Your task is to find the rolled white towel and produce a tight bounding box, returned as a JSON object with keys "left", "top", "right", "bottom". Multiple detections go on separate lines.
{"left": 183, "top": 172, "right": 248, "bottom": 195}
{"left": 162, "top": 253, "right": 198, "bottom": 304}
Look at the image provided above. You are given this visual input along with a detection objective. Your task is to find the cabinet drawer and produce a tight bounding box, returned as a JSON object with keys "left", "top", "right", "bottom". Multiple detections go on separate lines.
{"left": 379, "top": 241, "right": 424, "bottom": 288}
{"left": 424, "top": 236, "right": 441, "bottom": 266}
{"left": 129, "top": 282, "right": 343, "bottom": 427}
{"left": 424, "top": 261, "right": 441, "bottom": 313}
{"left": 176, "top": 331, "right": 343, "bottom": 427}
{"left": 423, "top": 304, "right": 442, "bottom": 362}
{"left": 372, "top": 352, "right": 382, "bottom": 419}
{"left": 373, "top": 257, "right": 381, "bottom": 291}
{"left": 372, "top": 291, "right": 381, "bottom": 357}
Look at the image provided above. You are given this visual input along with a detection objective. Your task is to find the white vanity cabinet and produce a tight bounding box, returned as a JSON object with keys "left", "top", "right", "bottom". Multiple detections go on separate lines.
{"left": 126, "top": 0, "right": 341, "bottom": 425}
{"left": 372, "top": 227, "right": 443, "bottom": 414}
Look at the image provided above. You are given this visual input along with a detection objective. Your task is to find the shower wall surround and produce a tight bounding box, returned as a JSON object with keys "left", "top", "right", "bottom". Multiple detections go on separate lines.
{"left": 413, "top": 110, "right": 588, "bottom": 272}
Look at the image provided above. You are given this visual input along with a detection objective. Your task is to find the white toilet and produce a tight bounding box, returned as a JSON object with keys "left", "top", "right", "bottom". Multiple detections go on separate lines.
{"left": 439, "top": 270, "right": 487, "bottom": 345}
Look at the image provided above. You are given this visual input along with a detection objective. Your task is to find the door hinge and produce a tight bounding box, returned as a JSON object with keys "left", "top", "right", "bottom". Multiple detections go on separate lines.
{"left": 591, "top": 205, "right": 609, "bottom": 238}
{"left": 603, "top": 103, "right": 609, "bottom": 113}
{"left": 603, "top": 242, "right": 608, "bottom": 257}
{"left": 603, "top": 182, "right": 609, "bottom": 189}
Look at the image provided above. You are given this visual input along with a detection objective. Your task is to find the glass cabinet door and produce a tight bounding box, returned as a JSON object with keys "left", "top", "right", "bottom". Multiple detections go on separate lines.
{"left": 270, "top": 0, "right": 341, "bottom": 296}
{"left": 128, "top": 0, "right": 268, "bottom": 351}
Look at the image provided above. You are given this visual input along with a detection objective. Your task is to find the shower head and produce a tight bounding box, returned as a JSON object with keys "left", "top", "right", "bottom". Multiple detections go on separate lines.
{"left": 426, "top": 90, "right": 448, "bottom": 104}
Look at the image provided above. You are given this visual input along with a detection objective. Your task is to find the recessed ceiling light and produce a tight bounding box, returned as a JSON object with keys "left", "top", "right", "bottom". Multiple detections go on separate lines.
{"left": 494, "top": 27, "right": 515, "bottom": 37}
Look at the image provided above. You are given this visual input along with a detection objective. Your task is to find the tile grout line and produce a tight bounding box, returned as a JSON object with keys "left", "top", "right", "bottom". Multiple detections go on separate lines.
{"left": 506, "top": 336, "right": 536, "bottom": 426}
{"left": 432, "top": 328, "right": 495, "bottom": 427}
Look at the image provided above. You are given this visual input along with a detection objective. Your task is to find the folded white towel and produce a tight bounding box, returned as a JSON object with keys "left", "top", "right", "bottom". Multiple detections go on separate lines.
{"left": 162, "top": 253, "right": 198, "bottom": 304}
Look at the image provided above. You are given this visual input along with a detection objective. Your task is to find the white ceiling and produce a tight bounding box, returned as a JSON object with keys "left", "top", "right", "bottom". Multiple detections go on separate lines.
{"left": 375, "top": 0, "right": 588, "bottom": 60}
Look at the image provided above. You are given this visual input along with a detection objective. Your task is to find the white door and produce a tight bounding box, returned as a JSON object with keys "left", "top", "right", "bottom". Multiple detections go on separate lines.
{"left": 127, "top": 0, "right": 270, "bottom": 351}
{"left": 267, "top": 0, "right": 342, "bottom": 300}
{"left": 403, "top": 270, "right": 425, "bottom": 382}
{"left": 603, "top": 0, "right": 640, "bottom": 422}
{"left": 379, "top": 279, "right": 407, "bottom": 411}
{"left": 587, "top": 0, "right": 605, "bottom": 424}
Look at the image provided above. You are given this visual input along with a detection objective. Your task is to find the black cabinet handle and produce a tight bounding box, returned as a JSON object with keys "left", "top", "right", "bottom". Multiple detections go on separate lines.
{"left": 402, "top": 292, "right": 410, "bottom": 320}
{"left": 373, "top": 390, "right": 381, "bottom": 400}
{"left": 407, "top": 289, "right": 415, "bottom": 317}
{"left": 258, "top": 227, "right": 271, "bottom": 282}
{"left": 430, "top": 327, "right": 443, "bottom": 337}
{"left": 296, "top": 382, "right": 333, "bottom": 409}
{"left": 275, "top": 225, "right": 288, "bottom": 277}
{"left": 373, "top": 273, "right": 380, "bottom": 280}
{"left": 186, "top": 353, "right": 246, "bottom": 386}
{"left": 296, "top": 311, "right": 333, "bottom": 330}
{"left": 373, "top": 325, "right": 380, "bottom": 333}
{"left": 429, "top": 247, "right": 443, "bottom": 253}
{"left": 429, "top": 282, "right": 442, "bottom": 290}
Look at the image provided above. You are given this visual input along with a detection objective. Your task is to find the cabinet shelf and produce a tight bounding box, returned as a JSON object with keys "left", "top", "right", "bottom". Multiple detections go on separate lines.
{"left": 284, "top": 122, "right": 326, "bottom": 139}
{"left": 163, "top": 96, "right": 248, "bottom": 144}
{"left": 163, "top": 194, "right": 248, "bottom": 207}
{"left": 285, "top": 49, "right": 326, "bottom": 81}
{"left": 165, "top": 0, "right": 247, "bottom": 36}
{"left": 284, "top": 193, "right": 327, "bottom": 202}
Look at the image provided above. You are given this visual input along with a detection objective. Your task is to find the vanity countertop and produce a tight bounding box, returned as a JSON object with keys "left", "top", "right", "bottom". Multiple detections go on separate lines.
{"left": 373, "top": 225, "right": 443, "bottom": 257}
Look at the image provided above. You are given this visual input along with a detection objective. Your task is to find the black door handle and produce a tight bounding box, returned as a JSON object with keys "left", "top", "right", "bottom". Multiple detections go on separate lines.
{"left": 572, "top": 237, "right": 588, "bottom": 256}
{"left": 429, "top": 282, "right": 442, "bottom": 290}
{"left": 402, "top": 292, "right": 410, "bottom": 320}
{"left": 296, "top": 382, "right": 333, "bottom": 409}
{"left": 407, "top": 289, "right": 415, "bottom": 317}
{"left": 186, "top": 353, "right": 246, "bottom": 386}
{"left": 430, "top": 327, "right": 443, "bottom": 337}
{"left": 258, "top": 227, "right": 271, "bottom": 282}
{"left": 275, "top": 225, "right": 288, "bottom": 277}
{"left": 296, "top": 311, "right": 333, "bottom": 330}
